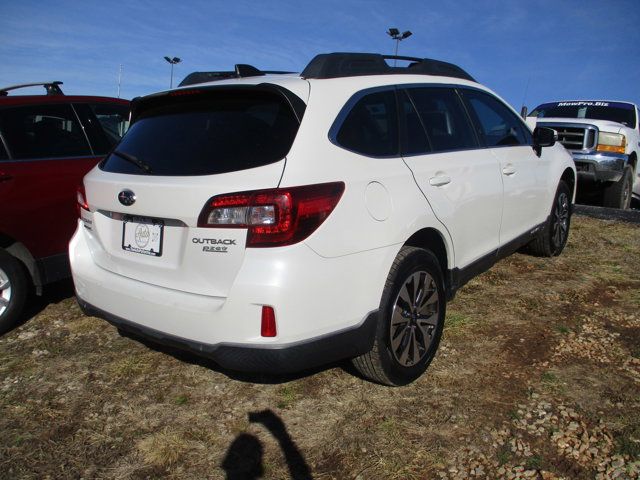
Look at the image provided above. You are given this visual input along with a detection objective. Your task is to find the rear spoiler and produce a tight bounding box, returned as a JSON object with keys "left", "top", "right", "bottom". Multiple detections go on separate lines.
{"left": 130, "top": 83, "right": 306, "bottom": 124}
{"left": 178, "top": 65, "right": 295, "bottom": 87}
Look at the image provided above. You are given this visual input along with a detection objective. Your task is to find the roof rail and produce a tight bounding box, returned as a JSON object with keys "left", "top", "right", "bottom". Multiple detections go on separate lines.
{"left": 178, "top": 65, "right": 294, "bottom": 87}
{"left": 301, "top": 53, "right": 475, "bottom": 82}
{"left": 0, "top": 81, "right": 64, "bottom": 97}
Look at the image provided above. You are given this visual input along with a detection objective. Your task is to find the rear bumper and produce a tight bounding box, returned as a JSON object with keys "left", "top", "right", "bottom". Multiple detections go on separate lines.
{"left": 70, "top": 218, "right": 397, "bottom": 373}
{"left": 77, "top": 297, "right": 377, "bottom": 374}
{"left": 571, "top": 152, "right": 627, "bottom": 183}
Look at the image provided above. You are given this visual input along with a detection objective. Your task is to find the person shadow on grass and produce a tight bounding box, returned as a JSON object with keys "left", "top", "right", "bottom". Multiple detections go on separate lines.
{"left": 221, "top": 409, "right": 313, "bottom": 480}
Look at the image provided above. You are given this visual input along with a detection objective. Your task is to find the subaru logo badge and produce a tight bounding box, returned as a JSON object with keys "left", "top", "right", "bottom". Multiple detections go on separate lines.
{"left": 118, "top": 189, "right": 136, "bottom": 206}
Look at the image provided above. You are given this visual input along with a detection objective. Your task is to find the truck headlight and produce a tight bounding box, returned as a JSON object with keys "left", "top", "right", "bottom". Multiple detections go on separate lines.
{"left": 596, "top": 132, "right": 626, "bottom": 154}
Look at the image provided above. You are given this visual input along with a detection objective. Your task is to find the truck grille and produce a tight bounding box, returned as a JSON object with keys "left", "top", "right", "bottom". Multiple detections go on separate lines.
{"left": 550, "top": 126, "right": 597, "bottom": 151}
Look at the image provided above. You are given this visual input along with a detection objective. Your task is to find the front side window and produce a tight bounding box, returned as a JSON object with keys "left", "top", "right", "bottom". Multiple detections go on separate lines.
{"left": 405, "top": 87, "right": 478, "bottom": 153}
{"left": 0, "top": 104, "right": 91, "bottom": 159}
{"left": 335, "top": 90, "right": 399, "bottom": 157}
{"left": 463, "top": 90, "right": 530, "bottom": 147}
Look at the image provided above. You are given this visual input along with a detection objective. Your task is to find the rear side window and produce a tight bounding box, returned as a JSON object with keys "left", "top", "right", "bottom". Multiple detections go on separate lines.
{"left": 463, "top": 90, "right": 531, "bottom": 147}
{"left": 0, "top": 104, "right": 91, "bottom": 159}
{"left": 74, "top": 102, "right": 130, "bottom": 155}
{"left": 100, "top": 89, "right": 299, "bottom": 176}
{"left": 399, "top": 90, "right": 430, "bottom": 155}
{"left": 335, "top": 90, "right": 399, "bottom": 157}
{"left": 91, "top": 103, "right": 129, "bottom": 141}
{"left": 406, "top": 87, "right": 477, "bottom": 153}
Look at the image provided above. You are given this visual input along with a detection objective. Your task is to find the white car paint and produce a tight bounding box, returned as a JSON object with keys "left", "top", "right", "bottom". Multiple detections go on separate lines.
{"left": 69, "top": 64, "right": 576, "bottom": 376}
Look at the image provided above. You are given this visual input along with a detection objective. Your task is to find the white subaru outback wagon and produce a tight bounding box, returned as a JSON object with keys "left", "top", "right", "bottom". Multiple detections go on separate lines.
{"left": 70, "top": 53, "right": 576, "bottom": 386}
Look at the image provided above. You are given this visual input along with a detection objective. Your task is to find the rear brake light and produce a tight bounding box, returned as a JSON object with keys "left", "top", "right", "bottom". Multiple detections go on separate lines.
{"left": 76, "top": 184, "right": 89, "bottom": 216}
{"left": 198, "top": 182, "right": 345, "bottom": 247}
{"left": 261, "top": 306, "right": 277, "bottom": 337}
{"left": 169, "top": 89, "right": 202, "bottom": 96}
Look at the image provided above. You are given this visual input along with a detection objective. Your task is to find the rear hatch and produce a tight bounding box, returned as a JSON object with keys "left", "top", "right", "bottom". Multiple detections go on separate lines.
{"left": 82, "top": 85, "right": 304, "bottom": 297}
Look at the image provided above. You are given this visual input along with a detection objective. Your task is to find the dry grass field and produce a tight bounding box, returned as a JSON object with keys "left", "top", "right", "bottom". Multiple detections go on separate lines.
{"left": 1, "top": 215, "right": 639, "bottom": 479}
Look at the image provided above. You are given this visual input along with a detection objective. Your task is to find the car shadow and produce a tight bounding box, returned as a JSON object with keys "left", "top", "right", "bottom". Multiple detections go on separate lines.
{"left": 4, "top": 278, "right": 75, "bottom": 334}
{"left": 117, "top": 328, "right": 346, "bottom": 385}
{"left": 575, "top": 187, "right": 604, "bottom": 207}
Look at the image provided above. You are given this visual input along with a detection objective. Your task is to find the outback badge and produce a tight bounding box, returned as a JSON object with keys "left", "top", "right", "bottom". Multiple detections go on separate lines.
{"left": 118, "top": 189, "right": 136, "bottom": 206}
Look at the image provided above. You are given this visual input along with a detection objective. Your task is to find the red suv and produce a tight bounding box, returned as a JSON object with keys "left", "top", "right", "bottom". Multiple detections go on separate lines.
{"left": 0, "top": 82, "right": 129, "bottom": 332}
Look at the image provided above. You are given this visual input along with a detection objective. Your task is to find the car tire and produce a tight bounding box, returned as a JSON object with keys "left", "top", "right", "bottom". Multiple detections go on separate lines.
{"left": 352, "top": 246, "right": 445, "bottom": 386}
{"left": 603, "top": 165, "right": 633, "bottom": 210}
{"left": 526, "top": 180, "right": 572, "bottom": 257}
{"left": 0, "top": 249, "right": 28, "bottom": 335}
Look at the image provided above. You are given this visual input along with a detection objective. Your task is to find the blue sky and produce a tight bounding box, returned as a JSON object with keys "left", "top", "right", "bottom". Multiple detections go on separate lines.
{"left": 1, "top": 0, "right": 639, "bottom": 112}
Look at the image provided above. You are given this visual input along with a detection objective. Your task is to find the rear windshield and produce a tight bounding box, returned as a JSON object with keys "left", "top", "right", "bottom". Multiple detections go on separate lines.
{"left": 530, "top": 101, "right": 636, "bottom": 127}
{"left": 100, "top": 89, "right": 300, "bottom": 176}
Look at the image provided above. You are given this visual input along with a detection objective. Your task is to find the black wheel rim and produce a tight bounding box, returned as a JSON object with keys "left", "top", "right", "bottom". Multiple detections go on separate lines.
{"left": 389, "top": 270, "right": 439, "bottom": 367}
{"left": 552, "top": 191, "right": 569, "bottom": 250}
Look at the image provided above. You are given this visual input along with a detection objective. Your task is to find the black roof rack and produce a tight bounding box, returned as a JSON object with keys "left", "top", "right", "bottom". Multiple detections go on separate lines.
{"left": 300, "top": 53, "right": 475, "bottom": 82}
{"left": 0, "top": 81, "right": 64, "bottom": 97}
{"left": 178, "top": 65, "right": 294, "bottom": 87}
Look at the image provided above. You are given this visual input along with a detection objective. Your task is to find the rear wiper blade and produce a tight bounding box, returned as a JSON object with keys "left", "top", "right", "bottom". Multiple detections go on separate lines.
{"left": 112, "top": 150, "right": 152, "bottom": 174}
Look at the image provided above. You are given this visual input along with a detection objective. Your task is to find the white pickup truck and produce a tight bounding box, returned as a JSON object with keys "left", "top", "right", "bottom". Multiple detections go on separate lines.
{"left": 527, "top": 100, "right": 639, "bottom": 209}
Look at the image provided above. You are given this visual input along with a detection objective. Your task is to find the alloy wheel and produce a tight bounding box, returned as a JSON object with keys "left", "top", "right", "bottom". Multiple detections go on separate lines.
{"left": 389, "top": 270, "right": 439, "bottom": 367}
{"left": 0, "top": 267, "right": 11, "bottom": 317}
{"left": 552, "top": 192, "right": 569, "bottom": 249}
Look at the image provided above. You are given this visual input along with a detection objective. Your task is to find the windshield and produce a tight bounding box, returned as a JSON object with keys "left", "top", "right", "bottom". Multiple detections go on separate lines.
{"left": 100, "top": 88, "right": 300, "bottom": 176}
{"left": 529, "top": 101, "right": 636, "bottom": 127}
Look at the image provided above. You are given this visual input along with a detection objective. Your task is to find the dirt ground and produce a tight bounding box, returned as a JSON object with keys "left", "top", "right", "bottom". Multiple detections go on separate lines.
{"left": 1, "top": 215, "right": 639, "bottom": 480}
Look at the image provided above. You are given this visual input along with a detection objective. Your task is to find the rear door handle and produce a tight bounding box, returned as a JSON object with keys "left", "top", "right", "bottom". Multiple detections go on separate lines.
{"left": 429, "top": 175, "right": 451, "bottom": 187}
{"left": 502, "top": 165, "right": 516, "bottom": 176}
{"left": 0, "top": 172, "right": 12, "bottom": 182}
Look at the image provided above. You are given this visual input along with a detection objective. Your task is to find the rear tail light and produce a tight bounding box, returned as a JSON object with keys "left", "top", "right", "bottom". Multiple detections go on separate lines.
{"left": 198, "top": 182, "right": 345, "bottom": 247}
{"left": 76, "top": 184, "right": 89, "bottom": 216}
{"left": 261, "top": 306, "right": 277, "bottom": 337}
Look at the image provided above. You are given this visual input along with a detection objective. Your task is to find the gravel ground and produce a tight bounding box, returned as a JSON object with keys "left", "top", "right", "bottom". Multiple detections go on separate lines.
{"left": 0, "top": 215, "right": 638, "bottom": 479}
{"left": 438, "top": 309, "right": 640, "bottom": 479}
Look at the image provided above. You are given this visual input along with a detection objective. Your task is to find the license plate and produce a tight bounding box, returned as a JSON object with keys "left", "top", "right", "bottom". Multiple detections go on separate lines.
{"left": 122, "top": 216, "right": 164, "bottom": 257}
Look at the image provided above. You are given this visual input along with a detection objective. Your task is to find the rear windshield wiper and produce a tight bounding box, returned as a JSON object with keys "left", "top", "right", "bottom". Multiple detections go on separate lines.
{"left": 112, "top": 150, "right": 153, "bottom": 174}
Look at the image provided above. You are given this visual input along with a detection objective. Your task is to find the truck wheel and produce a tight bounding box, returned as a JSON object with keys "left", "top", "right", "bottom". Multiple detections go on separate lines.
{"left": 603, "top": 166, "right": 633, "bottom": 210}
{"left": 0, "top": 250, "right": 28, "bottom": 335}
{"left": 352, "top": 247, "right": 445, "bottom": 386}
{"left": 526, "top": 180, "right": 571, "bottom": 257}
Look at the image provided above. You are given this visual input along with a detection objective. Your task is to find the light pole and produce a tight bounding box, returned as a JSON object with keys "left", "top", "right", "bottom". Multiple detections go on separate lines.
{"left": 117, "top": 64, "right": 123, "bottom": 98}
{"left": 387, "top": 28, "right": 412, "bottom": 65}
{"left": 164, "top": 56, "right": 182, "bottom": 88}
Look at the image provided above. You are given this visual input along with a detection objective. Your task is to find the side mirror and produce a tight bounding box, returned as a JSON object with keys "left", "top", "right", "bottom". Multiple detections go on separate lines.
{"left": 532, "top": 126, "right": 557, "bottom": 156}
{"left": 520, "top": 105, "right": 528, "bottom": 119}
